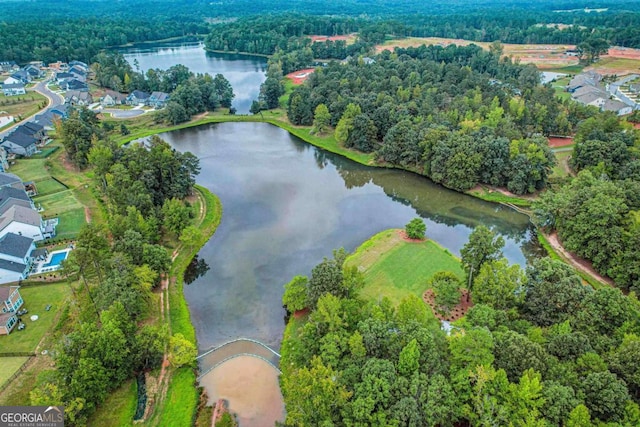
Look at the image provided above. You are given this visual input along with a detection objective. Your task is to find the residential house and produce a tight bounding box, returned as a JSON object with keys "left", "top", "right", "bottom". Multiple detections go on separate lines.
{"left": 0, "top": 61, "right": 19, "bottom": 73}
{"left": 55, "top": 72, "right": 74, "bottom": 84}
{"left": 602, "top": 99, "right": 633, "bottom": 116}
{"left": 0, "top": 173, "right": 23, "bottom": 191}
{"left": 60, "top": 79, "right": 88, "bottom": 92}
{"left": 566, "top": 72, "right": 602, "bottom": 93}
{"left": 0, "top": 234, "right": 35, "bottom": 285}
{"left": 48, "top": 61, "right": 69, "bottom": 72}
{"left": 17, "top": 122, "right": 46, "bottom": 144}
{"left": 148, "top": 91, "right": 170, "bottom": 108}
{"left": 0, "top": 187, "right": 34, "bottom": 215}
{"left": 0, "top": 148, "right": 8, "bottom": 173}
{"left": 68, "top": 66, "right": 87, "bottom": 82}
{"left": 24, "top": 65, "right": 44, "bottom": 79}
{"left": 9, "top": 70, "right": 30, "bottom": 84}
{"left": 0, "top": 132, "right": 37, "bottom": 157}
{"left": 0, "top": 204, "right": 45, "bottom": 241}
{"left": 127, "top": 90, "right": 150, "bottom": 105}
{"left": 64, "top": 90, "right": 93, "bottom": 106}
{"left": 0, "top": 312, "right": 18, "bottom": 335}
{"left": 574, "top": 91, "right": 607, "bottom": 108}
{"left": 1, "top": 83, "right": 26, "bottom": 96}
{"left": 35, "top": 107, "right": 68, "bottom": 131}
{"left": 2, "top": 76, "right": 22, "bottom": 85}
{"left": 572, "top": 85, "right": 605, "bottom": 98}
{"left": 0, "top": 284, "right": 25, "bottom": 334}
{"left": 69, "top": 60, "right": 88, "bottom": 70}
{"left": 101, "top": 90, "right": 127, "bottom": 106}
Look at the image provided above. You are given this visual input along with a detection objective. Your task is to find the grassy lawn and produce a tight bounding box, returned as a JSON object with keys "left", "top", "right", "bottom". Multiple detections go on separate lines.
{"left": 53, "top": 207, "right": 86, "bottom": 239}
{"left": 88, "top": 379, "right": 137, "bottom": 427}
{"left": 7, "top": 159, "right": 49, "bottom": 182}
{"left": 0, "top": 357, "right": 30, "bottom": 386}
{"left": 591, "top": 57, "right": 640, "bottom": 74}
{"left": 0, "top": 283, "right": 72, "bottom": 354}
{"left": 346, "top": 229, "right": 464, "bottom": 304}
{"left": 552, "top": 150, "right": 573, "bottom": 178}
{"left": 466, "top": 187, "right": 532, "bottom": 207}
{"left": 33, "top": 177, "right": 67, "bottom": 197}
{"left": 149, "top": 367, "right": 198, "bottom": 427}
{"left": 0, "top": 91, "right": 47, "bottom": 119}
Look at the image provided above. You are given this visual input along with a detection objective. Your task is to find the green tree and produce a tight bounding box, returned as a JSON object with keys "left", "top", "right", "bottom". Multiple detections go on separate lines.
{"left": 460, "top": 225, "right": 504, "bottom": 294}
{"left": 283, "top": 275, "right": 308, "bottom": 312}
{"left": 334, "top": 103, "right": 361, "bottom": 144}
{"left": 179, "top": 225, "right": 200, "bottom": 250}
{"left": 307, "top": 248, "right": 349, "bottom": 308}
{"left": 580, "top": 371, "right": 629, "bottom": 422}
{"left": 398, "top": 339, "right": 420, "bottom": 377}
{"left": 162, "top": 198, "right": 192, "bottom": 236}
{"left": 168, "top": 333, "right": 197, "bottom": 368}
{"left": 473, "top": 258, "right": 525, "bottom": 309}
{"left": 429, "top": 271, "right": 461, "bottom": 315}
{"left": 566, "top": 404, "right": 593, "bottom": 427}
{"left": 311, "top": 103, "right": 331, "bottom": 135}
{"left": 404, "top": 217, "right": 426, "bottom": 240}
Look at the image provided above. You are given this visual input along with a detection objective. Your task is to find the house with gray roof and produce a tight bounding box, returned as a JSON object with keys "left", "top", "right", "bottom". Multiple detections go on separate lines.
{"left": 127, "top": 90, "right": 150, "bottom": 105}
{"left": 0, "top": 204, "right": 45, "bottom": 241}
{"left": 9, "top": 70, "right": 30, "bottom": 84}
{"left": 602, "top": 99, "right": 633, "bottom": 116}
{"left": 0, "top": 187, "right": 33, "bottom": 211}
{"left": 0, "top": 173, "right": 22, "bottom": 191}
{"left": 101, "top": 90, "right": 127, "bottom": 106}
{"left": 573, "top": 91, "right": 607, "bottom": 108}
{"left": 0, "top": 234, "right": 34, "bottom": 285}
{"left": 148, "top": 91, "right": 170, "bottom": 108}
{"left": 0, "top": 61, "right": 19, "bottom": 73}
{"left": 572, "top": 85, "right": 605, "bottom": 99}
{"left": 0, "top": 148, "right": 8, "bottom": 173}
{"left": 1, "top": 83, "right": 26, "bottom": 97}
{"left": 64, "top": 90, "right": 93, "bottom": 106}
{"left": 1, "top": 131, "right": 38, "bottom": 157}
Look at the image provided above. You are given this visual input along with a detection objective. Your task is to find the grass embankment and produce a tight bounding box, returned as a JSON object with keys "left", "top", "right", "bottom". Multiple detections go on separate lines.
{"left": 466, "top": 187, "right": 533, "bottom": 207}
{"left": 0, "top": 91, "right": 47, "bottom": 124}
{"left": 346, "top": 229, "right": 464, "bottom": 304}
{"left": 0, "top": 357, "right": 30, "bottom": 387}
{"left": 147, "top": 185, "right": 222, "bottom": 427}
{"left": 88, "top": 379, "right": 137, "bottom": 427}
{"left": 0, "top": 283, "right": 72, "bottom": 354}
{"left": 9, "top": 145, "right": 97, "bottom": 240}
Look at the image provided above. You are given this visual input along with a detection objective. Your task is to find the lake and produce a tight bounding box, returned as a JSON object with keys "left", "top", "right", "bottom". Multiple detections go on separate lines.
{"left": 121, "top": 42, "right": 267, "bottom": 114}
{"left": 161, "top": 122, "right": 537, "bottom": 352}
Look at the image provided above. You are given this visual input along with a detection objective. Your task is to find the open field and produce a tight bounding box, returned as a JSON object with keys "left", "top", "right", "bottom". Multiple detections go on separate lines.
{"left": 285, "top": 68, "right": 315, "bottom": 85}
{"left": 33, "top": 177, "right": 67, "bottom": 197}
{"left": 0, "top": 283, "right": 72, "bottom": 354}
{"left": 377, "top": 38, "right": 640, "bottom": 73}
{"left": 0, "top": 357, "right": 30, "bottom": 387}
{"left": 7, "top": 158, "right": 49, "bottom": 181}
{"left": 552, "top": 150, "right": 573, "bottom": 178}
{"left": 309, "top": 34, "right": 357, "bottom": 44}
{"left": 0, "top": 91, "right": 47, "bottom": 121}
{"left": 346, "top": 229, "right": 464, "bottom": 304}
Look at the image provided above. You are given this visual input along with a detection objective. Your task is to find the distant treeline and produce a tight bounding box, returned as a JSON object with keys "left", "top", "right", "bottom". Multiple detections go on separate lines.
{"left": 3, "top": 0, "right": 640, "bottom": 64}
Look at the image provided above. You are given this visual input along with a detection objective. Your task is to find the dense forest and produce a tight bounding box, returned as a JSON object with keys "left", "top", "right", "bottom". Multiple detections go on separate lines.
{"left": 280, "top": 229, "right": 640, "bottom": 426}
{"left": 281, "top": 44, "right": 582, "bottom": 194}
{"left": 4, "top": 0, "right": 640, "bottom": 64}
{"left": 534, "top": 115, "right": 640, "bottom": 292}
{"left": 32, "top": 112, "right": 201, "bottom": 423}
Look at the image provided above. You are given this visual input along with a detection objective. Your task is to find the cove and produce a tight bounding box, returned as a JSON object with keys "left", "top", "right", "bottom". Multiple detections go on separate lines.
{"left": 161, "top": 122, "right": 537, "bottom": 352}
{"left": 121, "top": 42, "right": 267, "bottom": 114}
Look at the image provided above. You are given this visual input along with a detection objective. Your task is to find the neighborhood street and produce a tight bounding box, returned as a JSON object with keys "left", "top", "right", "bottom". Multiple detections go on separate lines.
{"left": 0, "top": 76, "right": 64, "bottom": 140}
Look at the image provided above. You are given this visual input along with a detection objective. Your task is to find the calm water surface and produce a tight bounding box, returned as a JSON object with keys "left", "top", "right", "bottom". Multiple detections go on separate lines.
{"left": 162, "top": 122, "right": 537, "bottom": 352}
{"left": 121, "top": 42, "right": 267, "bottom": 113}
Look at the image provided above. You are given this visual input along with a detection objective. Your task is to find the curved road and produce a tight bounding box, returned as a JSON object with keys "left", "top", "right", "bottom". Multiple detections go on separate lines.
{"left": 0, "top": 76, "right": 64, "bottom": 140}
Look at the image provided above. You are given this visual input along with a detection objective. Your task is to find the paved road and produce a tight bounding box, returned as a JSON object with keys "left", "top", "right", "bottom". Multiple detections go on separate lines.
{"left": 0, "top": 76, "right": 64, "bottom": 139}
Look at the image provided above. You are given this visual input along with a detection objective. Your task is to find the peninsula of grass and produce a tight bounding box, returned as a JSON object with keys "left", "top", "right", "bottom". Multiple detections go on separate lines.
{"left": 345, "top": 229, "right": 464, "bottom": 304}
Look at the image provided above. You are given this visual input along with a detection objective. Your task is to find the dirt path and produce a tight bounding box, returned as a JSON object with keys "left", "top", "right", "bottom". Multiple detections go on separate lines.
{"left": 544, "top": 232, "right": 614, "bottom": 286}
{"left": 84, "top": 207, "right": 91, "bottom": 223}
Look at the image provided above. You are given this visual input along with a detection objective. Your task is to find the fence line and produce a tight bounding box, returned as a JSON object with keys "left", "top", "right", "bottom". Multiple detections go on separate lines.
{"left": 0, "top": 355, "right": 35, "bottom": 388}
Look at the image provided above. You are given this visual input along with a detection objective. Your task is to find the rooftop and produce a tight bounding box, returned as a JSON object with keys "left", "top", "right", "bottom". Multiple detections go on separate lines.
{"left": 0, "top": 232, "right": 34, "bottom": 259}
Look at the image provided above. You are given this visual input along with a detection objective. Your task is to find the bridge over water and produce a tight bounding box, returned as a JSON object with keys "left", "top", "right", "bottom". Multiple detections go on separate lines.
{"left": 197, "top": 338, "right": 281, "bottom": 380}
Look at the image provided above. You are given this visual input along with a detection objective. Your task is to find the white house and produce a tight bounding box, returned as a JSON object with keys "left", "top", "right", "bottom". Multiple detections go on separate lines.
{"left": 1, "top": 132, "right": 38, "bottom": 157}
{"left": 2, "top": 76, "right": 22, "bottom": 86}
{"left": 2, "top": 83, "right": 26, "bottom": 97}
{"left": 0, "top": 204, "right": 45, "bottom": 241}
{"left": 0, "top": 233, "right": 34, "bottom": 286}
{"left": 0, "top": 284, "right": 25, "bottom": 333}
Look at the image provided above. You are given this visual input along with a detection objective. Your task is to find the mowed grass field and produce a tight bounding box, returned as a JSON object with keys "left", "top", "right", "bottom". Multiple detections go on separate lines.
{"left": 0, "top": 357, "right": 30, "bottom": 386}
{"left": 346, "top": 229, "right": 464, "bottom": 304}
{"left": 0, "top": 91, "right": 47, "bottom": 121}
{"left": 1, "top": 283, "right": 72, "bottom": 353}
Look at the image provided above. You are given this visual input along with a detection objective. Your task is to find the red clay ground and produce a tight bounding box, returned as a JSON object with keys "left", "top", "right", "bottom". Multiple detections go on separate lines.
{"left": 423, "top": 289, "right": 473, "bottom": 322}
{"left": 285, "top": 68, "right": 316, "bottom": 85}
{"left": 309, "top": 34, "right": 356, "bottom": 43}
{"left": 608, "top": 47, "right": 640, "bottom": 60}
{"left": 548, "top": 136, "right": 574, "bottom": 148}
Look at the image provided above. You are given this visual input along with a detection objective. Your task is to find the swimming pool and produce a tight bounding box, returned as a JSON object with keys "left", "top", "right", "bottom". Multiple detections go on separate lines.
{"left": 43, "top": 251, "right": 68, "bottom": 268}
